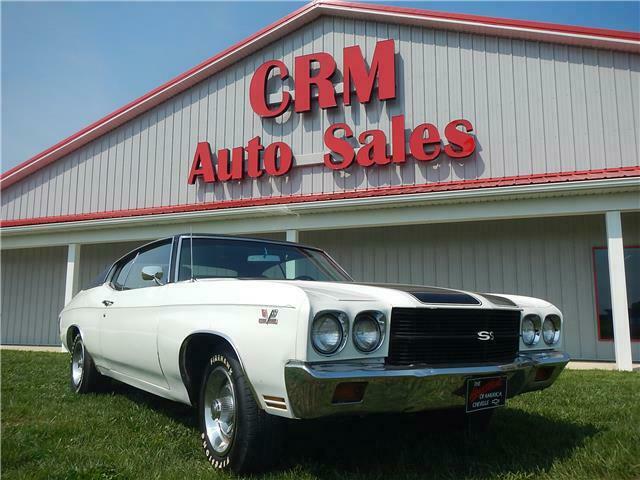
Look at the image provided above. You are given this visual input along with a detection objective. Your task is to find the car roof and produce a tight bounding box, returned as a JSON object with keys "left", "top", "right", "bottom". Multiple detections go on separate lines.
{"left": 170, "top": 233, "right": 322, "bottom": 251}
{"left": 115, "top": 234, "right": 324, "bottom": 265}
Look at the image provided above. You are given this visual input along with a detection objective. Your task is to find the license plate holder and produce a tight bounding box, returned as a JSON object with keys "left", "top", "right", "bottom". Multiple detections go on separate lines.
{"left": 465, "top": 376, "right": 507, "bottom": 413}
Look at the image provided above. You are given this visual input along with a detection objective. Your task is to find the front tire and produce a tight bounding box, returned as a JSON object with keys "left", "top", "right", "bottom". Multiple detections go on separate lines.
{"left": 199, "top": 350, "right": 282, "bottom": 474}
{"left": 69, "top": 334, "right": 104, "bottom": 393}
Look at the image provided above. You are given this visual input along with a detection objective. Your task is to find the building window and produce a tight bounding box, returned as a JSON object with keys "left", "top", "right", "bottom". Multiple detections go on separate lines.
{"left": 593, "top": 246, "right": 640, "bottom": 341}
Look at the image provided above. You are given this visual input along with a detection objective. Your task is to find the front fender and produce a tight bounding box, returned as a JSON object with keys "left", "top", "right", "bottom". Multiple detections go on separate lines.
{"left": 155, "top": 282, "right": 311, "bottom": 416}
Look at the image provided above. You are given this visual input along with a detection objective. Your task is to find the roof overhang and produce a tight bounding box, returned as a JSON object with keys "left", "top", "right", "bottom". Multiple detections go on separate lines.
{"left": 2, "top": 176, "right": 639, "bottom": 249}
{"left": 2, "top": 0, "right": 639, "bottom": 191}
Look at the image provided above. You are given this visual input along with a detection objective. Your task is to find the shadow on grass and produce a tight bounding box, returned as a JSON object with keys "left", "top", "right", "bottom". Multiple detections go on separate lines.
{"left": 106, "top": 380, "right": 198, "bottom": 429}
{"left": 104, "top": 380, "right": 598, "bottom": 480}
{"left": 279, "top": 409, "right": 599, "bottom": 479}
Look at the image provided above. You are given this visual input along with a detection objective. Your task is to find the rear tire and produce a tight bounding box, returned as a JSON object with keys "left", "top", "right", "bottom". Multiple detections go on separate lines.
{"left": 198, "top": 349, "right": 283, "bottom": 474}
{"left": 69, "top": 334, "right": 104, "bottom": 393}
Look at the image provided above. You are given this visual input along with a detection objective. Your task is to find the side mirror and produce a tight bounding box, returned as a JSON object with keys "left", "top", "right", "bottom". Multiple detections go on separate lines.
{"left": 141, "top": 266, "right": 164, "bottom": 286}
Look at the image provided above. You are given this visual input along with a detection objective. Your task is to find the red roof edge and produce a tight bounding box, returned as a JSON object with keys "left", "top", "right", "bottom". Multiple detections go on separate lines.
{"left": 2, "top": 0, "right": 639, "bottom": 190}
{"left": 322, "top": 0, "right": 640, "bottom": 41}
{"left": 2, "top": 166, "right": 639, "bottom": 228}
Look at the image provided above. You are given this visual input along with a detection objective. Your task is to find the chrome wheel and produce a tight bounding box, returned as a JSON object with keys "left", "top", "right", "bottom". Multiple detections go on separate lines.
{"left": 71, "top": 340, "right": 84, "bottom": 387}
{"left": 203, "top": 366, "right": 236, "bottom": 455}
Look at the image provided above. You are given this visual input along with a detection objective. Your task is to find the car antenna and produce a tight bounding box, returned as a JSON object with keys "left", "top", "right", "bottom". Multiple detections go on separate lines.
{"left": 190, "top": 226, "right": 195, "bottom": 282}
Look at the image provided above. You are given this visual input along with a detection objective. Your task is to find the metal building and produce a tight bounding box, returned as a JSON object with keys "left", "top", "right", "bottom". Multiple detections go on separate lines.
{"left": 1, "top": 1, "right": 639, "bottom": 370}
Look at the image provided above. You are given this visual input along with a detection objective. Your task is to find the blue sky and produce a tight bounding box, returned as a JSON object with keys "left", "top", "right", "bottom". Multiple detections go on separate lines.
{"left": 2, "top": 1, "right": 639, "bottom": 172}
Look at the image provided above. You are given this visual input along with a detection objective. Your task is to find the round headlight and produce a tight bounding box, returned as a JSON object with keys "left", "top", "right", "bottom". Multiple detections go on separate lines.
{"left": 353, "top": 313, "right": 383, "bottom": 352}
{"left": 311, "top": 313, "right": 346, "bottom": 355}
{"left": 542, "top": 315, "right": 561, "bottom": 345}
{"left": 521, "top": 315, "right": 541, "bottom": 346}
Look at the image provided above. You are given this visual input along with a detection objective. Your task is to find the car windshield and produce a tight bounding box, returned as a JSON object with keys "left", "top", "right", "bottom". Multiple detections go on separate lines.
{"left": 177, "top": 237, "right": 352, "bottom": 282}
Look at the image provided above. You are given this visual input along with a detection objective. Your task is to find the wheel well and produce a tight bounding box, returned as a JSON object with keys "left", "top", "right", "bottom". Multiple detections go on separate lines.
{"left": 66, "top": 326, "right": 80, "bottom": 349}
{"left": 179, "top": 333, "right": 238, "bottom": 406}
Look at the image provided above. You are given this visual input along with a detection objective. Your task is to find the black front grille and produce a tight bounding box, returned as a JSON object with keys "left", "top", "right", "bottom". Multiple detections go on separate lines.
{"left": 387, "top": 308, "right": 521, "bottom": 366}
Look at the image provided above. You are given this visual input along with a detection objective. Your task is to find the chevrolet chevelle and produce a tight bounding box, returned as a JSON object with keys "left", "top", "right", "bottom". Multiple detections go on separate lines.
{"left": 60, "top": 234, "right": 569, "bottom": 473}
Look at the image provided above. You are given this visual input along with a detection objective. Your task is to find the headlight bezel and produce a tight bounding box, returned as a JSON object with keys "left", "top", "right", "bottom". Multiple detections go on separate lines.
{"left": 310, "top": 310, "right": 349, "bottom": 356}
{"left": 542, "top": 314, "right": 561, "bottom": 345}
{"left": 352, "top": 311, "right": 386, "bottom": 353}
{"left": 521, "top": 314, "right": 541, "bottom": 346}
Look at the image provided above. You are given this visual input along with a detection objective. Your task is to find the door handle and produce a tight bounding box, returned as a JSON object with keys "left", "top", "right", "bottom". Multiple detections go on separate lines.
{"left": 102, "top": 300, "right": 114, "bottom": 307}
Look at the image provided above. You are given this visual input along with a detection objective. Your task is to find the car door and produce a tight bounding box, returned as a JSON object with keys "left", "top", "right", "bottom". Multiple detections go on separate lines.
{"left": 99, "top": 239, "right": 173, "bottom": 389}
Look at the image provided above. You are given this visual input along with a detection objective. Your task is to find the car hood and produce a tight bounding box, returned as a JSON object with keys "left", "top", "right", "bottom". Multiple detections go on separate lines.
{"left": 277, "top": 280, "right": 515, "bottom": 307}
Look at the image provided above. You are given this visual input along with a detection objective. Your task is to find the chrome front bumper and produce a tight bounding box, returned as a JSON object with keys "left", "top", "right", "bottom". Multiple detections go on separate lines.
{"left": 284, "top": 350, "right": 570, "bottom": 419}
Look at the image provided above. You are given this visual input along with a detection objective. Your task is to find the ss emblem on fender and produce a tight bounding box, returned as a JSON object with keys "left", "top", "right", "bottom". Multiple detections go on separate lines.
{"left": 477, "top": 330, "right": 494, "bottom": 341}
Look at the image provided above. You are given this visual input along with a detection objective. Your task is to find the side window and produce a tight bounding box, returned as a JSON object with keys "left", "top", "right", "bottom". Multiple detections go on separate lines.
{"left": 124, "top": 242, "right": 172, "bottom": 290}
{"left": 112, "top": 256, "right": 137, "bottom": 289}
{"left": 112, "top": 241, "right": 172, "bottom": 290}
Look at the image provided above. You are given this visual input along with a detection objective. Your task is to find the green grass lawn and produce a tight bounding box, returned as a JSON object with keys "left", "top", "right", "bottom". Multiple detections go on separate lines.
{"left": 1, "top": 350, "right": 639, "bottom": 480}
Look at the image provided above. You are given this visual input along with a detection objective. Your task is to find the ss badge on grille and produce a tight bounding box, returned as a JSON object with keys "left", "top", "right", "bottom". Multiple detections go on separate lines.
{"left": 477, "top": 330, "right": 494, "bottom": 341}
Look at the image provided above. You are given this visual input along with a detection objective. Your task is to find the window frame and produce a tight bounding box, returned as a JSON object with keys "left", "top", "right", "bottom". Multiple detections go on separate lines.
{"left": 108, "top": 238, "right": 175, "bottom": 291}
{"left": 592, "top": 245, "right": 640, "bottom": 342}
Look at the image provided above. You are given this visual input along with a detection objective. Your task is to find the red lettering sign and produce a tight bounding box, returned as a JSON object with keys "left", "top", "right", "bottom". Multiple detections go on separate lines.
{"left": 294, "top": 52, "right": 338, "bottom": 113}
{"left": 323, "top": 115, "right": 476, "bottom": 170}
{"left": 249, "top": 39, "right": 396, "bottom": 118}
{"left": 189, "top": 38, "right": 476, "bottom": 185}
{"left": 249, "top": 60, "right": 291, "bottom": 118}
{"left": 343, "top": 39, "right": 396, "bottom": 106}
{"left": 187, "top": 137, "right": 294, "bottom": 184}
{"left": 188, "top": 142, "right": 216, "bottom": 184}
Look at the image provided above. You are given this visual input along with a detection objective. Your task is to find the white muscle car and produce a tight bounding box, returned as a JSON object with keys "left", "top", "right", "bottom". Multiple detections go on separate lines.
{"left": 60, "top": 234, "right": 569, "bottom": 473}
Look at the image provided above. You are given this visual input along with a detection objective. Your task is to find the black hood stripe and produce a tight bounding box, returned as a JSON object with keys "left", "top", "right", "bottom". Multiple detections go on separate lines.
{"left": 356, "top": 282, "right": 481, "bottom": 305}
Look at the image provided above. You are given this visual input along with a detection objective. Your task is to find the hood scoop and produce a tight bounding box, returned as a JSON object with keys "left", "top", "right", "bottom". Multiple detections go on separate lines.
{"left": 360, "top": 283, "right": 480, "bottom": 305}
{"left": 408, "top": 290, "right": 480, "bottom": 305}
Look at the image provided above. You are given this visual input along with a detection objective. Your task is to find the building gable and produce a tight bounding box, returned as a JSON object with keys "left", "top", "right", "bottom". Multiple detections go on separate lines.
{"left": 2, "top": 2, "right": 639, "bottom": 226}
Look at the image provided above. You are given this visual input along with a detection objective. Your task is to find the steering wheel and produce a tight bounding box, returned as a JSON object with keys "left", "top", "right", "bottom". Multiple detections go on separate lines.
{"left": 294, "top": 275, "right": 315, "bottom": 281}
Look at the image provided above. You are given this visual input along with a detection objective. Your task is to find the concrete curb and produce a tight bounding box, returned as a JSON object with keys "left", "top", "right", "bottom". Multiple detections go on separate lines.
{"left": 1, "top": 345, "right": 66, "bottom": 353}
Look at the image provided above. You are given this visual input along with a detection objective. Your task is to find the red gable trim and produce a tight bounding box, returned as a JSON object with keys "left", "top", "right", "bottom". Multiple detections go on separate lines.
{"left": 2, "top": 167, "right": 639, "bottom": 228}
{"left": 2, "top": 0, "right": 639, "bottom": 190}
{"left": 326, "top": 0, "right": 640, "bottom": 42}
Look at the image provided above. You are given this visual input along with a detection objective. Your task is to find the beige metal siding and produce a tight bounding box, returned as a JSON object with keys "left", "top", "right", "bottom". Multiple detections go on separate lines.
{"left": 301, "top": 213, "right": 640, "bottom": 361}
{"left": 1, "top": 247, "right": 67, "bottom": 345}
{"left": 3, "top": 16, "right": 639, "bottom": 221}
